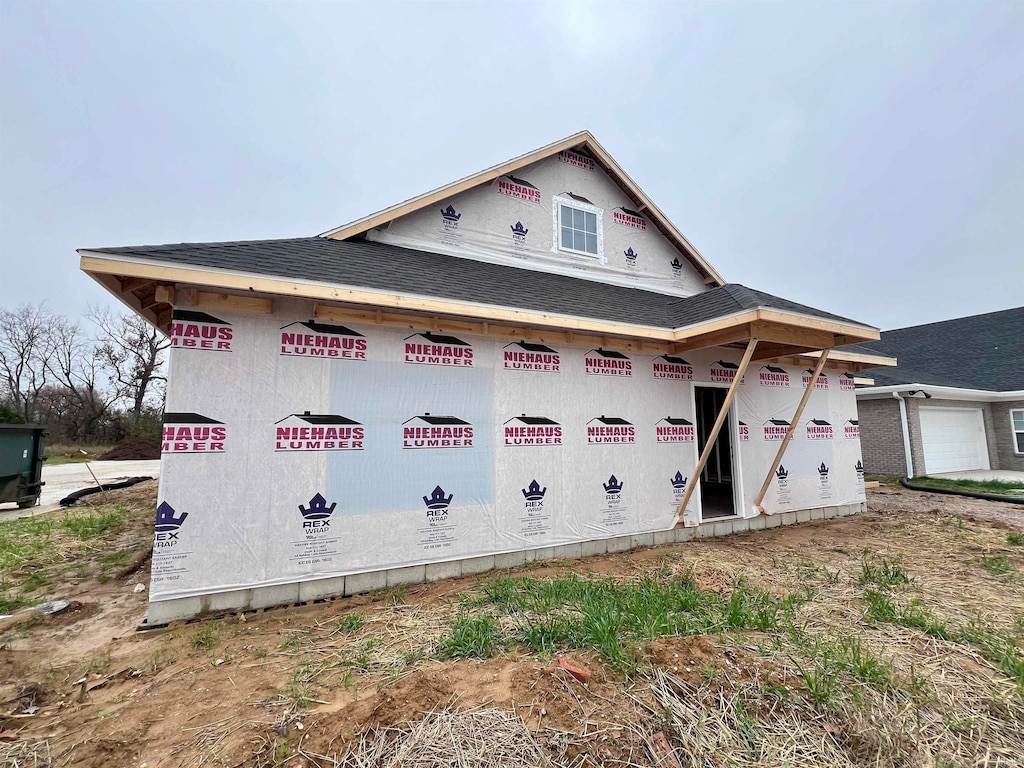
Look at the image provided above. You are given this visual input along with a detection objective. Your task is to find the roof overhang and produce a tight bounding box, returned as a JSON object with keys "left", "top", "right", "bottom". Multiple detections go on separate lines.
{"left": 318, "top": 130, "right": 726, "bottom": 287}
{"left": 80, "top": 251, "right": 886, "bottom": 370}
{"left": 856, "top": 384, "right": 1024, "bottom": 402}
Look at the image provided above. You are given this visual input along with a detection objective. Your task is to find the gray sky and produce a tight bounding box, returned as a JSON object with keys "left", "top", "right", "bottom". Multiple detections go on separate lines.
{"left": 1, "top": 0, "right": 1021, "bottom": 331}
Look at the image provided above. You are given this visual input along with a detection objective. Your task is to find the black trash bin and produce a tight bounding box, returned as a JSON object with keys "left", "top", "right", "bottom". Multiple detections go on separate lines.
{"left": 0, "top": 424, "right": 46, "bottom": 509}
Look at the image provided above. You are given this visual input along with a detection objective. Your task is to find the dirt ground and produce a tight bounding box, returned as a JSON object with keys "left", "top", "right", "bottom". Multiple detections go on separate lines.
{"left": 1, "top": 483, "right": 1021, "bottom": 767}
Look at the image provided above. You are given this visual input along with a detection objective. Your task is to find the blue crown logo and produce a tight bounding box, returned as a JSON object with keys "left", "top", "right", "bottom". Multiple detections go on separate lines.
{"left": 423, "top": 485, "right": 453, "bottom": 510}
{"left": 522, "top": 480, "right": 546, "bottom": 501}
{"left": 855, "top": 460, "right": 865, "bottom": 475}
{"left": 299, "top": 493, "right": 336, "bottom": 520}
{"left": 776, "top": 465, "right": 789, "bottom": 480}
{"left": 511, "top": 221, "right": 528, "bottom": 236}
{"left": 440, "top": 205, "right": 461, "bottom": 222}
{"left": 155, "top": 501, "right": 188, "bottom": 532}
{"left": 603, "top": 475, "right": 623, "bottom": 494}
{"left": 624, "top": 247, "right": 637, "bottom": 262}
{"left": 818, "top": 462, "right": 829, "bottom": 478}
{"left": 670, "top": 258, "right": 683, "bottom": 272}
{"left": 671, "top": 471, "right": 687, "bottom": 490}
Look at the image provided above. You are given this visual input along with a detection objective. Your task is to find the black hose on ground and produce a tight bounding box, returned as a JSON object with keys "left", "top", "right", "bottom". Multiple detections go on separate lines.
{"left": 899, "top": 477, "right": 1024, "bottom": 506}
{"left": 59, "top": 476, "right": 153, "bottom": 506}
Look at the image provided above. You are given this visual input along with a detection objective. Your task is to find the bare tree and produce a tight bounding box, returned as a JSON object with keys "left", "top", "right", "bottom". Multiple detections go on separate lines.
{"left": 89, "top": 307, "right": 169, "bottom": 424}
{"left": 0, "top": 304, "right": 57, "bottom": 422}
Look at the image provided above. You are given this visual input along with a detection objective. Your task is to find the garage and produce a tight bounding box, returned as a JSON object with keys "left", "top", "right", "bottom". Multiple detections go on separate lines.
{"left": 919, "top": 407, "right": 989, "bottom": 474}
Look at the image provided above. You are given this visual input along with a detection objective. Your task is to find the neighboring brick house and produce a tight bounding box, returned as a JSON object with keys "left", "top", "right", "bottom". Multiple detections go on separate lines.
{"left": 853, "top": 307, "right": 1024, "bottom": 477}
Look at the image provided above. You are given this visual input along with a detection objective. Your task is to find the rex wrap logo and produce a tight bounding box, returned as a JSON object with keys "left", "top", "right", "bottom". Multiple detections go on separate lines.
{"left": 299, "top": 493, "right": 337, "bottom": 534}
{"left": 585, "top": 348, "right": 631, "bottom": 376}
{"left": 404, "top": 332, "right": 474, "bottom": 367}
{"left": 587, "top": 416, "right": 635, "bottom": 444}
{"left": 818, "top": 462, "right": 830, "bottom": 484}
{"left": 154, "top": 501, "right": 187, "bottom": 548}
{"left": 503, "top": 341, "right": 560, "bottom": 372}
{"left": 759, "top": 365, "right": 790, "bottom": 388}
{"left": 653, "top": 354, "right": 693, "bottom": 380}
{"left": 440, "top": 204, "right": 461, "bottom": 230}
{"left": 802, "top": 369, "right": 829, "bottom": 390}
{"left": 670, "top": 471, "right": 688, "bottom": 505}
{"left": 806, "top": 419, "right": 834, "bottom": 440}
{"left": 169, "top": 310, "right": 232, "bottom": 352}
{"left": 613, "top": 207, "right": 647, "bottom": 230}
{"left": 498, "top": 175, "right": 541, "bottom": 204}
{"left": 670, "top": 258, "right": 684, "bottom": 279}
{"left": 162, "top": 413, "right": 225, "bottom": 453}
{"left": 624, "top": 247, "right": 638, "bottom": 269}
{"left": 403, "top": 414, "right": 473, "bottom": 449}
{"left": 775, "top": 465, "right": 790, "bottom": 489}
{"left": 423, "top": 485, "right": 453, "bottom": 521}
{"left": 764, "top": 419, "right": 791, "bottom": 441}
{"left": 510, "top": 221, "right": 529, "bottom": 250}
{"left": 504, "top": 415, "right": 562, "bottom": 446}
{"left": 275, "top": 412, "right": 364, "bottom": 451}
{"left": 845, "top": 420, "right": 860, "bottom": 439}
{"left": 603, "top": 475, "right": 624, "bottom": 496}
{"left": 279, "top": 320, "right": 366, "bottom": 360}
{"left": 656, "top": 417, "right": 694, "bottom": 443}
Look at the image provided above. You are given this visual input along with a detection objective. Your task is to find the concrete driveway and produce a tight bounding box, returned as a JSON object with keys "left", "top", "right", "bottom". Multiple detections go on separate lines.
{"left": 0, "top": 459, "right": 160, "bottom": 522}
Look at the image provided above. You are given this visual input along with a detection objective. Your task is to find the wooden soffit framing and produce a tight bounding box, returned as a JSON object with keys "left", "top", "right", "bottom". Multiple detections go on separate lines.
{"left": 79, "top": 253, "right": 892, "bottom": 369}
{"left": 318, "top": 131, "right": 725, "bottom": 286}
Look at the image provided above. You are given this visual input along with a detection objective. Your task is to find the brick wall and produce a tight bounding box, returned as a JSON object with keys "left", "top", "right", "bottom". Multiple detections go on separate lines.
{"left": 857, "top": 397, "right": 907, "bottom": 476}
{"left": 905, "top": 399, "right": 1000, "bottom": 475}
{"left": 990, "top": 400, "right": 1024, "bottom": 471}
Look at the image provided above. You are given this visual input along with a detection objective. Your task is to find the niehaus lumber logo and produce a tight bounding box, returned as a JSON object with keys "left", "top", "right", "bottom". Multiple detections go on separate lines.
{"left": 806, "top": 419, "right": 833, "bottom": 440}
{"left": 652, "top": 354, "right": 692, "bottom": 380}
{"left": 738, "top": 421, "right": 750, "bottom": 441}
{"left": 802, "top": 369, "right": 829, "bottom": 390}
{"left": 280, "top": 321, "right": 366, "bottom": 359}
{"left": 763, "top": 419, "right": 791, "bottom": 441}
{"left": 504, "top": 341, "right": 560, "bottom": 372}
{"left": 845, "top": 419, "right": 860, "bottom": 439}
{"left": 588, "top": 416, "right": 635, "bottom": 444}
{"left": 504, "top": 415, "right": 562, "bottom": 446}
{"left": 585, "top": 348, "right": 631, "bottom": 376}
{"left": 839, "top": 373, "right": 856, "bottom": 391}
{"left": 403, "top": 414, "right": 473, "bottom": 448}
{"left": 170, "top": 310, "right": 232, "bottom": 351}
{"left": 759, "top": 365, "right": 790, "bottom": 387}
{"left": 162, "top": 413, "right": 225, "bottom": 453}
{"left": 710, "top": 360, "right": 743, "bottom": 383}
{"left": 613, "top": 207, "right": 647, "bottom": 230}
{"left": 498, "top": 175, "right": 541, "bottom": 204}
{"left": 404, "top": 332, "right": 473, "bottom": 367}
{"left": 558, "top": 150, "right": 595, "bottom": 171}
{"left": 656, "top": 417, "right": 695, "bottom": 443}
{"left": 275, "top": 412, "right": 364, "bottom": 451}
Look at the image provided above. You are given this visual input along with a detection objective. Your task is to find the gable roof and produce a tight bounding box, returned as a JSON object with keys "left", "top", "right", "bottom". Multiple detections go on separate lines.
{"left": 318, "top": 131, "right": 725, "bottom": 286}
{"left": 851, "top": 307, "right": 1024, "bottom": 391}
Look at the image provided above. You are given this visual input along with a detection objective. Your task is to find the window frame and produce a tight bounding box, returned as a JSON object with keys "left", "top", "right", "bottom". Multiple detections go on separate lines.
{"left": 551, "top": 195, "right": 604, "bottom": 261}
{"left": 1011, "top": 408, "right": 1024, "bottom": 455}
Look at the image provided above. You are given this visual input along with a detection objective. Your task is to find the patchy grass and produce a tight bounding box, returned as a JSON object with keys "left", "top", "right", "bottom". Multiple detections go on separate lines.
{"left": 859, "top": 554, "right": 912, "bottom": 587}
{"left": 191, "top": 624, "right": 219, "bottom": 651}
{"left": 912, "top": 476, "right": 1024, "bottom": 496}
{"left": 1008, "top": 531, "right": 1024, "bottom": 547}
{"left": 981, "top": 554, "right": 1015, "bottom": 575}
{"left": 42, "top": 443, "right": 112, "bottom": 465}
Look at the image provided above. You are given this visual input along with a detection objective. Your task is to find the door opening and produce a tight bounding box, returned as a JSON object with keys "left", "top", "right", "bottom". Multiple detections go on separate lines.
{"left": 695, "top": 386, "right": 736, "bottom": 519}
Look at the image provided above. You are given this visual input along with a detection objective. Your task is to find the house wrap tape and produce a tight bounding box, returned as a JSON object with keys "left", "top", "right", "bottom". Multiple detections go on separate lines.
{"left": 152, "top": 311, "right": 864, "bottom": 603}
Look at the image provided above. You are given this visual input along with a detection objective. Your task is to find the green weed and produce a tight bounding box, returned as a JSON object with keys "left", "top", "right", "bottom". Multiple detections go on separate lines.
{"left": 61, "top": 506, "right": 126, "bottom": 539}
{"left": 192, "top": 624, "right": 219, "bottom": 650}
{"left": 859, "top": 556, "right": 911, "bottom": 587}
{"left": 1007, "top": 532, "right": 1024, "bottom": 547}
{"left": 332, "top": 613, "right": 365, "bottom": 634}
{"left": 981, "top": 555, "right": 1014, "bottom": 575}
{"left": 437, "top": 614, "right": 501, "bottom": 659}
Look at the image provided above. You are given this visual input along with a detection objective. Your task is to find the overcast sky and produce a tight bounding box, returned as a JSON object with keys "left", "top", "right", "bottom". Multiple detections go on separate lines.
{"left": 1, "top": 1, "right": 1021, "bottom": 330}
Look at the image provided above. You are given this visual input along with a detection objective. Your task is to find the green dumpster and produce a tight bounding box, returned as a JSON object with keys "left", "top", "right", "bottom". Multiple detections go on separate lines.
{"left": 0, "top": 424, "right": 46, "bottom": 509}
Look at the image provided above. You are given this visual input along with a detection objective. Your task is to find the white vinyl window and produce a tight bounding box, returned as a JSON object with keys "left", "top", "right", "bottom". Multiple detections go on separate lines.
{"left": 552, "top": 195, "right": 603, "bottom": 259}
{"left": 1012, "top": 409, "right": 1024, "bottom": 454}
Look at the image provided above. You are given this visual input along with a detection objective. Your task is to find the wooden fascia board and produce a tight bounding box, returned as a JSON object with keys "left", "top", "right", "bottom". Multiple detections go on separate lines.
{"left": 320, "top": 131, "right": 726, "bottom": 287}
{"left": 798, "top": 348, "right": 897, "bottom": 368}
{"left": 79, "top": 253, "right": 676, "bottom": 342}
{"left": 319, "top": 132, "right": 590, "bottom": 240}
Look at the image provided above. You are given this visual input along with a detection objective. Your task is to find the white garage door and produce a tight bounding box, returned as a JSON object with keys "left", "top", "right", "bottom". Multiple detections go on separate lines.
{"left": 919, "top": 407, "right": 989, "bottom": 474}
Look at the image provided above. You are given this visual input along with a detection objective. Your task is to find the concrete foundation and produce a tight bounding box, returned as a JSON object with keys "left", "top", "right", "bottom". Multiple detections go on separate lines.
{"left": 146, "top": 501, "right": 867, "bottom": 625}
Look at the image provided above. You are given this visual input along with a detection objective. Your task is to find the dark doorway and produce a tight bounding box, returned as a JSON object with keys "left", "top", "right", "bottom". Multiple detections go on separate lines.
{"left": 694, "top": 386, "right": 736, "bottom": 519}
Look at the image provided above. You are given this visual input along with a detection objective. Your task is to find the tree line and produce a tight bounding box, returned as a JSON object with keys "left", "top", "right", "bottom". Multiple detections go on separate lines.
{"left": 0, "top": 303, "right": 168, "bottom": 444}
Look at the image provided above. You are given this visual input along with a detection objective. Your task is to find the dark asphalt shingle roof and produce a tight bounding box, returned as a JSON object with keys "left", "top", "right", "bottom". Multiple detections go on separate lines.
{"left": 847, "top": 307, "right": 1024, "bottom": 391}
{"left": 83, "top": 236, "right": 874, "bottom": 331}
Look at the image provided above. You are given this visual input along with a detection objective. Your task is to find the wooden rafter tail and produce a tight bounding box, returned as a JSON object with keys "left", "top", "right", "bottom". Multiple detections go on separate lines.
{"left": 752, "top": 349, "right": 832, "bottom": 513}
{"left": 675, "top": 337, "right": 759, "bottom": 524}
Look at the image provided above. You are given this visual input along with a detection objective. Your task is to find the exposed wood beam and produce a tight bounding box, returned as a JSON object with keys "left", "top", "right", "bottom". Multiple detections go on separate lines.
{"left": 748, "top": 321, "right": 834, "bottom": 349}
{"left": 119, "top": 277, "right": 154, "bottom": 293}
{"left": 676, "top": 338, "right": 759, "bottom": 524}
{"left": 753, "top": 349, "right": 831, "bottom": 513}
{"left": 672, "top": 324, "right": 754, "bottom": 353}
{"left": 188, "top": 289, "right": 273, "bottom": 315}
{"left": 751, "top": 343, "right": 824, "bottom": 361}
{"left": 154, "top": 284, "right": 175, "bottom": 305}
